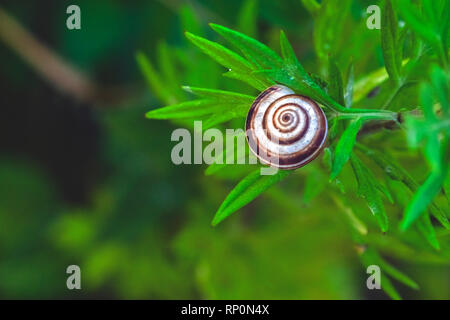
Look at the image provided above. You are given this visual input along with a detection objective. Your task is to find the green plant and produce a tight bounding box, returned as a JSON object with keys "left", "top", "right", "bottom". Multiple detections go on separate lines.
{"left": 141, "top": 0, "right": 449, "bottom": 299}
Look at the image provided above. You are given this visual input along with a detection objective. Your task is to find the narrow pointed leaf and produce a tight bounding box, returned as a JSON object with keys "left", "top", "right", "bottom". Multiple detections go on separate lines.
{"left": 157, "top": 41, "right": 182, "bottom": 100}
{"left": 212, "top": 169, "right": 292, "bottom": 226}
{"left": 180, "top": 87, "right": 253, "bottom": 128}
{"left": 136, "top": 51, "right": 174, "bottom": 104}
{"left": 237, "top": 0, "right": 258, "bottom": 38}
{"left": 379, "top": 272, "right": 402, "bottom": 300}
{"left": 397, "top": 0, "right": 440, "bottom": 47}
{"left": 301, "top": 0, "right": 320, "bottom": 16}
{"left": 356, "top": 144, "right": 450, "bottom": 229}
{"left": 363, "top": 247, "right": 419, "bottom": 290}
{"left": 378, "top": 256, "right": 420, "bottom": 290}
{"left": 183, "top": 86, "right": 254, "bottom": 103}
{"left": 313, "top": 0, "right": 351, "bottom": 62}
{"left": 185, "top": 32, "right": 270, "bottom": 90}
{"left": 401, "top": 171, "right": 446, "bottom": 230}
{"left": 328, "top": 58, "right": 344, "bottom": 106}
{"left": 359, "top": 247, "right": 402, "bottom": 300}
{"left": 279, "top": 31, "right": 307, "bottom": 76}
{"left": 381, "top": 0, "right": 401, "bottom": 83}
{"left": 202, "top": 111, "right": 245, "bottom": 129}
{"left": 146, "top": 100, "right": 223, "bottom": 119}
{"left": 210, "top": 23, "right": 283, "bottom": 70}
{"left": 416, "top": 212, "right": 441, "bottom": 250}
{"left": 331, "top": 118, "right": 363, "bottom": 180}
{"left": 431, "top": 66, "right": 449, "bottom": 115}
{"left": 205, "top": 131, "right": 250, "bottom": 176}
{"left": 185, "top": 31, "right": 253, "bottom": 74}
{"left": 376, "top": 182, "right": 394, "bottom": 204}
{"left": 350, "top": 155, "right": 389, "bottom": 232}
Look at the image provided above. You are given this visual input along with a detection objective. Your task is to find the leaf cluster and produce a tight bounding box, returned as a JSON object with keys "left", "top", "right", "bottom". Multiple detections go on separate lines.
{"left": 140, "top": 0, "right": 450, "bottom": 299}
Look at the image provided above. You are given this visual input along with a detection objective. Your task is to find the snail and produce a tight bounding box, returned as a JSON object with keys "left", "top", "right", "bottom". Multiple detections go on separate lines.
{"left": 245, "top": 85, "right": 328, "bottom": 170}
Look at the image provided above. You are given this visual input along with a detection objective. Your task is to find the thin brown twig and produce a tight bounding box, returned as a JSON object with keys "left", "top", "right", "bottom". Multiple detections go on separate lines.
{"left": 0, "top": 7, "right": 98, "bottom": 103}
{"left": 0, "top": 7, "right": 135, "bottom": 107}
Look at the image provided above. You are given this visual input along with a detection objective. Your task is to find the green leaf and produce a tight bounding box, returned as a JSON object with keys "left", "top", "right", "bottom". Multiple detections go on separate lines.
{"left": 441, "top": 0, "right": 450, "bottom": 63}
{"left": 429, "top": 203, "right": 450, "bottom": 230}
{"left": 356, "top": 144, "right": 450, "bottom": 229}
{"left": 350, "top": 155, "right": 389, "bottom": 232}
{"left": 211, "top": 169, "right": 292, "bottom": 226}
{"left": 185, "top": 32, "right": 252, "bottom": 74}
{"left": 148, "top": 87, "right": 254, "bottom": 125}
{"left": 381, "top": 0, "right": 402, "bottom": 84}
{"left": 236, "top": 0, "right": 258, "bottom": 39}
{"left": 302, "top": 166, "right": 328, "bottom": 204}
{"left": 356, "top": 145, "right": 407, "bottom": 182}
{"left": 359, "top": 247, "right": 402, "bottom": 300}
{"left": 431, "top": 66, "right": 449, "bottom": 115}
{"left": 205, "top": 131, "right": 251, "bottom": 176}
{"left": 312, "top": 0, "right": 351, "bottom": 63}
{"left": 328, "top": 117, "right": 341, "bottom": 140}
{"left": 255, "top": 68, "right": 347, "bottom": 114}
{"left": 183, "top": 86, "right": 254, "bottom": 104}
{"left": 424, "top": 134, "right": 444, "bottom": 173}
{"left": 379, "top": 273, "right": 402, "bottom": 300}
{"left": 407, "top": 77, "right": 449, "bottom": 173}
{"left": 344, "top": 62, "right": 354, "bottom": 108}
{"left": 182, "top": 87, "right": 253, "bottom": 128}
{"left": 332, "top": 195, "right": 367, "bottom": 238}
{"left": 157, "top": 41, "right": 183, "bottom": 101}
{"left": 278, "top": 31, "right": 345, "bottom": 112}
{"left": 328, "top": 58, "right": 344, "bottom": 106}
{"left": 300, "top": 0, "right": 320, "bottom": 17}
{"left": 275, "top": 31, "right": 396, "bottom": 120}
{"left": 357, "top": 144, "right": 444, "bottom": 229}
{"left": 397, "top": 0, "right": 446, "bottom": 65}
{"left": 253, "top": 68, "right": 319, "bottom": 101}
{"left": 353, "top": 64, "right": 391, "bottom": 103}
{"left": 322, "top": 148, "right": 346, "bottom": 194}
{"left": 309, "top": 73, "right": 328, "bottom": 90}
{"left": 444, "top": 170, "right": 450, "bottom": 197}
{"left": 179, "top": 4, "right": 202, "bottom": 35}
{"left": 210, "top": 23, "right": 283, "bottom": 70}
{"left": 363, "top": 247, "right": 419, "bottom": 291}
{"left": 400, "top": 170, "right": 447, "bottom": 231}
{"left": 136, "top": 51, "right": 174, "bottom": 105}
{"left": 202, "top": 113, "right": 243, "bottom": 130}
{"left": 185, "top": 31, "right": 270, "bottom": 90}
{"left": 279, "top": 31, "right": 307, "bottom": 76}
{"left": 420, "top": 81, "right": 438, "bottom": 122}
{"left": 376, "top": 182, "right": 394, "bottom": 204}
{"left": 146, "top": 100, "right": 224, "bottom": 119}
{"left": 330, "top": 118, "right": 363, "bottom": 180}
{"left": 416, "top": 212, "right": 441, "bottom": 250}
{"left": 422, "top": 0, "right": 440, "bottom": 24}
{"left": 378, "top": 258, "right": 420, "bottom": 290}
{"left": 398, "top": 0, "right": 439, "bottom": 46}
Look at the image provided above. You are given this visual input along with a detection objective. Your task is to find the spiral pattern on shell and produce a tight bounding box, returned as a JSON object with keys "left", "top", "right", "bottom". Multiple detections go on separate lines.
{"left": 245, "top": 85, "right": 328, "bottom": 170}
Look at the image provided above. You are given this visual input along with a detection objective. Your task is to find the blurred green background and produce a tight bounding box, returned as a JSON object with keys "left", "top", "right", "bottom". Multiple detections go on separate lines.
{"left": 0, "top": 0, "right": 448, "bottom": 299}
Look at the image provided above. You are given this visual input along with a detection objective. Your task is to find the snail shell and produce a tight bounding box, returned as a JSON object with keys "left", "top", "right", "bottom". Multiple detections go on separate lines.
{"left": 245, "top": 85, "right": 328, "bottom": 170}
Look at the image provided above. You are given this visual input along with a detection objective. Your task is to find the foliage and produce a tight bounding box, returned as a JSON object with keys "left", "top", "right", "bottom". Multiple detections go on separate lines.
{"left": 1, "top": 0, "right": 449, "bottom": 300}
{"left": 143, "top": 0, "right": 450, "bottom": 299}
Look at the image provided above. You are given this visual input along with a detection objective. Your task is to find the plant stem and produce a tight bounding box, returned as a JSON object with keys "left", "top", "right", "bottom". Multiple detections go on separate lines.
{"left": 331, "top": 110, "right": 398, "bottom": 122}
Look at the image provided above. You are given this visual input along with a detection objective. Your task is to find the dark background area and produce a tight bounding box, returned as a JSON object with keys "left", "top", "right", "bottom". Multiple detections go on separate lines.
{"left": 0, "top": 0, "right": 448, "bottom": 299}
